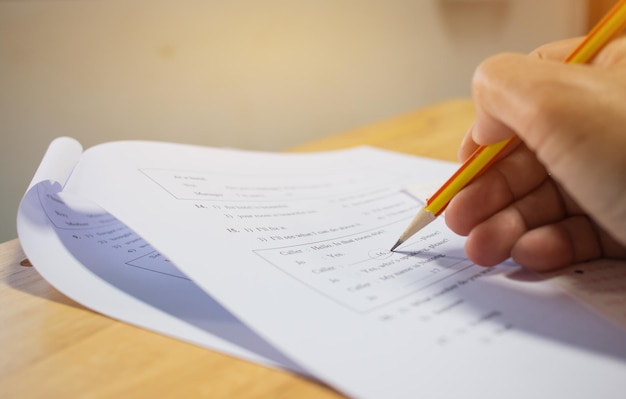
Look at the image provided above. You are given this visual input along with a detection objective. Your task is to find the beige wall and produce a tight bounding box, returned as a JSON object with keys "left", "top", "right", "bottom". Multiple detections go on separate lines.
{"left": 0, "top": 0, "right": 586, "bottom": 242}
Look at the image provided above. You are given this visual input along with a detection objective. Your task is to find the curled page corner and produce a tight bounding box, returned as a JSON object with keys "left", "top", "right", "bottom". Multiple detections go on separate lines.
{"left": 27, "top": 136, "right": 83, "bottom": 191}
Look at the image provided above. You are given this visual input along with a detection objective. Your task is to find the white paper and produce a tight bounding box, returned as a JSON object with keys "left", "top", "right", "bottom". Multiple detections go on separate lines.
{"left": 18, "top": 137, "right": 626, "bottom": 399}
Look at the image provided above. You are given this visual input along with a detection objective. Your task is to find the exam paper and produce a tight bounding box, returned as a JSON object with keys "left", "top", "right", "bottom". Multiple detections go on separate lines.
{"left": 18, "top": 138, "right": 626, "bottom": 399}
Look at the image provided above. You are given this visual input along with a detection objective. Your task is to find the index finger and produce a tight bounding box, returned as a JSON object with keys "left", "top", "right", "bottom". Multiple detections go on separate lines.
{"left": 530, "top": 37, "right": 584, "bottom": 62}
{"left": 457, "top": 38, "right": 584, "bottom": 161}
{"left": 533, "top": 34, "right": 626, "bottom": 67}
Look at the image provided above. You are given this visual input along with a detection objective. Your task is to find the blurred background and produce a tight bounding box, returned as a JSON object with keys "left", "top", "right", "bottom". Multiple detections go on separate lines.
{"left": 0, "top": 0, "right": 609, "bottom": 242}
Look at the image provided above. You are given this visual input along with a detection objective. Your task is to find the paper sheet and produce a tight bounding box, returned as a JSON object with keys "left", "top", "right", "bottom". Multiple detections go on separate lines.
{"left": 18, "top": 137, "right": 626, "bottom": 399}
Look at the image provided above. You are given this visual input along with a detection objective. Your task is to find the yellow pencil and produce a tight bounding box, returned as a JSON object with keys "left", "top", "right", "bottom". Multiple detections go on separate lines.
{"left": 390, "top": 0, "right": 626, "bottom": 251}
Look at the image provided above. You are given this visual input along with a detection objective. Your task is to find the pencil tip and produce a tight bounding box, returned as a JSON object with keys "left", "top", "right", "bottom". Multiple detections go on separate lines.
{"left": 389, "top": 240, "right": 403, "bottom": 252}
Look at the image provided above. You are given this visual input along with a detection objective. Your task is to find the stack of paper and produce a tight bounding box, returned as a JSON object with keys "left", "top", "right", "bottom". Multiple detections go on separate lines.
{"left": 18, "top": 137, "right": 626, "bottom": 398}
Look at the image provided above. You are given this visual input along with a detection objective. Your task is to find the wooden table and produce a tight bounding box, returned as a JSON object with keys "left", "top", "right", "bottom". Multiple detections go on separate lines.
{"left": 3, "top": 98, "right": 625, "bottom": 398}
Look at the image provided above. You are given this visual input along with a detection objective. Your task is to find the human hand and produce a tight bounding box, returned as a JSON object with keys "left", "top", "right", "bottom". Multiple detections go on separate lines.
{"left": 444, "top": 37, "right": 626, "bottom": 271}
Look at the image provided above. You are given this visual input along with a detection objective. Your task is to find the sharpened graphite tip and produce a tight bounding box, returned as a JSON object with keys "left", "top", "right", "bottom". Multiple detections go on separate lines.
{"left": 389, "top": 239, "right": 403, "bottom": 252}
{"left": 389, "top": 207, "right": 436, "bottom": 252}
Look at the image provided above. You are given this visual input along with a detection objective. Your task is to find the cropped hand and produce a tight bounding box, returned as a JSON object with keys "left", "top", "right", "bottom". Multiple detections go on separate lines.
{"left": 445, "top": 37, "right": 626, "bottom": 270}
